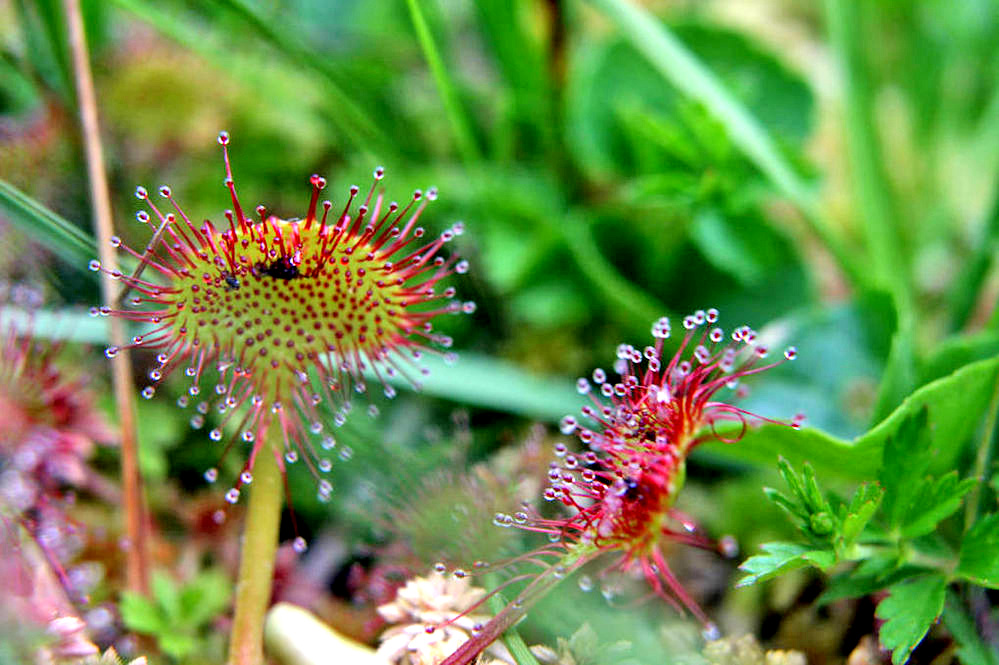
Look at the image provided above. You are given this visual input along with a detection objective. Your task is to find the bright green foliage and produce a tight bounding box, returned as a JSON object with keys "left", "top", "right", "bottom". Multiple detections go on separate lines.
{"left": 121, "top": 570, "right": 231, "bottom": 661}
{"left": 741, "top": 410, "right": 996, "bottom": 664}
{"left": 943, "top": 595, "right": 999, "bottom": 665}
{"left": 956, "top": 513, "right": 999, "bottom": 588}
{"left": 760, "top": 457, "right": 882, "bottom": 557}
{"left": 880, "top": 409, "right": 975, "bottom": 539}
{"left": 875, "top": 575, "right": 947, "bottom": 665}
{"left": 736, "top": 542, "right": 835, "bottom": 587}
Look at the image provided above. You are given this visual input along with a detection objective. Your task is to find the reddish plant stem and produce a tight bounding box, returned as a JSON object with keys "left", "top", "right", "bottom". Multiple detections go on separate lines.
{"left": 441, "top": 555, "right": 589, "bottom": 665}
{"left": 64, "top": 0, "right": 150, "bottom": 595}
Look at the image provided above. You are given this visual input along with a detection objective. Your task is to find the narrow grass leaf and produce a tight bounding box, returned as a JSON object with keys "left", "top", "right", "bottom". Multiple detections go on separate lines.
{"left": 0, "top": 178, "right": 96, "bottom": 273}
{"left": 405, "top": 0, "right": 481, "bottom": 165}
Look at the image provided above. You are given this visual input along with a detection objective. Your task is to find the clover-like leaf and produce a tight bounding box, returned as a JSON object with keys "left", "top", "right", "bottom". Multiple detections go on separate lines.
{"left": 876, "top": 574, "right": 947, "bottom": 665}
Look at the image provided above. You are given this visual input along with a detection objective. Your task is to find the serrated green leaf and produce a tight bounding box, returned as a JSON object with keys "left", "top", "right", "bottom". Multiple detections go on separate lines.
{"left": 151, "top": 571, "right": 181, "bottom": 623}
{"left": 942, "top": 594, "right": 999, "bottom": 665}
{"left": 803, "top": 463, "right": 832, "bottom": 514}
{"left": 880, "top": 408, "right": 932, "bottom": 530}
{"left": 876, "top": 574, "right": 947, "bottom": 665}
{"left": 776, "top": 457, "right": 805, "bottom": 501}
{"left": 737, "top": 542, "right": 835, "bottom": 586}
{"left": 900, "top": 474, "right": 975, "bottom": 539}
{"left": 817, "top": 558, "right": 921, "bottom": 606}
{"left": 763, "top": 486, "right": 806, "bottom": 522}
{"left": 840, "top": 483, "right": 883, "bottom": 548}
{"left": 956, "top": 513, "right": 999, "bottom": 588}
{"left": 157, "top": 632, "right": 197, "bottom": 660}
{"left": 180, "top": 570, "right": 232, "bottom": 627}
{"left": 119, "top": 592, "right": 163, "bottom": 634}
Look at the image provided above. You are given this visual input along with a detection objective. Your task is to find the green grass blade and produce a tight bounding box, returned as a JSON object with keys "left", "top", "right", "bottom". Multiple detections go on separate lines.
{"left": 209, "top": 0, "right": 387, "bottom": 151}
{"left": 384, "top": 351, "right": 586, "bottom": 422}
{"left": 0, "top": 178, "right": 96, "bottom": 273}
{"left": 825, "top": 0, "right": 910, "bottom": 316}
{"left": 586, "top": 0, "right": 863, "bottom": 287}
{"left": 951, "top": 182, "right": 999, "bottom": 330}
{"left": 0, "top": 306, "right": 109, "bottom": 343}
{"left": 404, "top": 0, "right": 482, "bottom": 164}
{"left": 112, "top": 0, "right": 389, "bottom": 155}
{"left": 484, "top": 576, "right": 541, "bottom": 665}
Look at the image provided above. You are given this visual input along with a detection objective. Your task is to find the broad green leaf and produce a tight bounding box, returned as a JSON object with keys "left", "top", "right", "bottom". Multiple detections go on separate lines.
{"left": 736, "top": 293, "right": 894, "bottom": 440}
{"left": 584, "top": 0, "right": 862, "bottom": 284}
{"left": 737, "top": 542, "right": 835, "bottom": 586}
{"left": 689, "top": 209, "right": 796, "bottom": 287}
{"left": 920, "top": 331, "right": 999, "bottom": 386}
{"left": 956, "top": 513, "right": 999, "bottom": 588}
{"left": 875, "top": 574, "right": 947, "bottom": 665}
{"left": 900, "top": 474, "right": 975, "bottom": 539}
{"left": 119, "top": 592, "right": 163, "bottom": 634}
{"left": 723, "top": 355, "right": 999, "bottom": 481}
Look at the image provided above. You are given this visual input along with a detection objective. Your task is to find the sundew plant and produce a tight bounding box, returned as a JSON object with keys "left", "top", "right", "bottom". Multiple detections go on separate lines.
{"left": 1, "top": 1, "right": 998, "bottom": 665}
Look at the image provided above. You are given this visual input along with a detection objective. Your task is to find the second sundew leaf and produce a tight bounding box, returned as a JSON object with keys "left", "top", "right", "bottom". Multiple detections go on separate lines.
{"left": 956, "top": 513, "right": 999, "bottom": 588}
{"left": 875, "top": 574, "right": 947, "bottom": 665}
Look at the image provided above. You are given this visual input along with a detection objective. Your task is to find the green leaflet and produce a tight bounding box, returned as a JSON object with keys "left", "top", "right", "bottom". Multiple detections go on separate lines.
{"left": 956, "top": 513, "right": 999, "bottom": 588}
{"left": 737, "top": 542, "right": 835, "bottom": 587}
{"left": 875, "top": 575, "right": 947, "bottom": 665}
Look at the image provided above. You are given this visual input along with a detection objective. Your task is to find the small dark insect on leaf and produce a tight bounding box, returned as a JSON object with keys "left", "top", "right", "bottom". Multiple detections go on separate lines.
{"left": 256, "top": 258, "right": 299, "bottom": 280}
{"left": 221, "top": 271, "right": 240, "bottom": 291}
